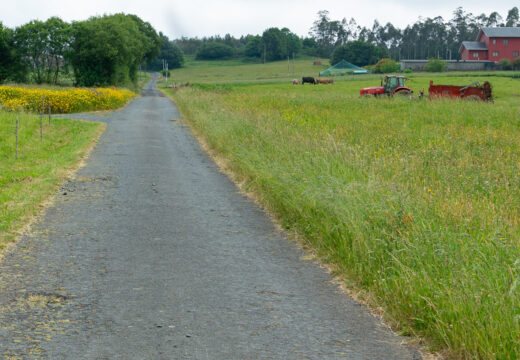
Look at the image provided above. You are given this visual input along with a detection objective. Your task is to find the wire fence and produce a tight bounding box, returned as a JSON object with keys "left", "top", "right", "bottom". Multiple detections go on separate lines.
{"left": 3, "top": 95, "right": 53, "bottom": 160}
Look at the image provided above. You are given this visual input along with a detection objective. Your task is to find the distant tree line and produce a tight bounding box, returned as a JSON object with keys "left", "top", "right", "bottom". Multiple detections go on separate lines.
{"left": 173, "top": 6, "right": 519, "bottom": 66}
{"left": 0, "top": 14, "right": 162, "bottom": 86}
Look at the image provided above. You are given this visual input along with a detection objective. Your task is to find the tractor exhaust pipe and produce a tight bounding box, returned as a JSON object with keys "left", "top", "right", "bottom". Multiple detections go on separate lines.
{"left": 460, "top": 81, "right": 480, "bottom": 91}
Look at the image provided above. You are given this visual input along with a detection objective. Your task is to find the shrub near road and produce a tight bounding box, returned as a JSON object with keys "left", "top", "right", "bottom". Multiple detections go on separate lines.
{"left": 0, "top": 111, "right": 104, "bottom": 249}
{"left": 166, "top": 79, "right": 520, "bottom": 359}
{"left": 0, "top": 86, "right": 135, "bottom": 113}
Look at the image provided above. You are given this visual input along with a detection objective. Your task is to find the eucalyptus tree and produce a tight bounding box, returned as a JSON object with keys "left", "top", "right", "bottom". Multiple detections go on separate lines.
{"left": 309, "top": 10, "right": 350, "bottom": 57}
{"left": 506, "top": 7, "right": 519, "bottom": 27}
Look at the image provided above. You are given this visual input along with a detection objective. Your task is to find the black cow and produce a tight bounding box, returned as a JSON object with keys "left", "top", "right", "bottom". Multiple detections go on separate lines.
{"left": 302, "top": 76, "right": 316, "bottom": 85}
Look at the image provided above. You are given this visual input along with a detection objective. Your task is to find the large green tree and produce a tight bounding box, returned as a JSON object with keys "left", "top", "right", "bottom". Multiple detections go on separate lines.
{"left": 70, "top": 14, "right": 160, "bottom": 86}
{"left": 147, "top": 33, "right": 184, "bottom": 70}
{"left": 0, "top": 22, "right": 15, "bottom": 83}
{"left": 14, "top": 20, "right": 50, "bottom": 84}
{"left": 12, "top": 17, "right": 70, "bottom": 84}
{"left": 262, "top": 27, "right": 286, "bottom": 61}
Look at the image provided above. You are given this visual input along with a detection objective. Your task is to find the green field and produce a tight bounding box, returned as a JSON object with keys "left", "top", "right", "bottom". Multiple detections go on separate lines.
{"left": 0, "top": 111, "right": 104, "bottom": 249}
{"left": 167, "top": 57, "right": 331, "bottom": 84}
{"left": 162, "top": 59, "right": 520, "bottom": 359}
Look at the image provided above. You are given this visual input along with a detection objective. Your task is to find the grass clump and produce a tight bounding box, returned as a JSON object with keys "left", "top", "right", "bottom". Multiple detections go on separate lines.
{"left": 165, "top": 76, "right": 520, "bottom": 359}
{"left": 0, "top": 110, "right": 104, "bottom": 248}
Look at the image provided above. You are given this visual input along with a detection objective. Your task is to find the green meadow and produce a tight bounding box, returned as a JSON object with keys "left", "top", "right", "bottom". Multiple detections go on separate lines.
{"left": 163, "top": 59, "right": 520, "bottom": 359}
{"left": 0, "top": 112, "right": 104, "bottom": 249}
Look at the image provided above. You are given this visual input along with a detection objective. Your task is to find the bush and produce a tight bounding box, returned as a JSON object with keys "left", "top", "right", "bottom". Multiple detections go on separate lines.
{"left": 423, "top": 58, "right": 447, "bottom": 72}
{"left": 374, "top": 58, "right": 399, "bottom": 73}
{"left": 514, "top": 57, "right": 520, "bottom": 70}
{"left": 196, "top": 42, "right": 234, "bottom": 60}
{"left": 404, "top": 69, "right": 413, "bottom": 74}
{"left": 499, "top": 58, "right": 513, "bottom": 70}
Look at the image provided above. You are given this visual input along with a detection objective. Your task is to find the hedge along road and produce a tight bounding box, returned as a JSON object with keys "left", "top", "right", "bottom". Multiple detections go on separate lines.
{"left": 0, "top": 76, "right": 422, "bottom": 359}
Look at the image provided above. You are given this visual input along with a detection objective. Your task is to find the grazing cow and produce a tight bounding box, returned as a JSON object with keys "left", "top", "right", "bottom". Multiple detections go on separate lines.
{"left": 313, "top": 61, "right": 322, "bottom": 65}
{"left": 292, "top": 79, "right": 300, "bottom": 85}
{"left": 302, "top": 77, "right": 316, "bottom": 85}
{"left": 316, "top": 77, "right": 334, "bottom": 84}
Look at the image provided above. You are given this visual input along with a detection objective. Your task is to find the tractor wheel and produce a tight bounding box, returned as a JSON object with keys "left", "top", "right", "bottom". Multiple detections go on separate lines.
{"left": 394, "top": 90, "right": 411, "bottom": 96}
{"left": 394, "top": 89, "right": 412, "bottom": 98}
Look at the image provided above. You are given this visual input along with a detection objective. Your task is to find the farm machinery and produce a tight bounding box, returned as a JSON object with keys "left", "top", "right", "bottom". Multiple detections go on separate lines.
{"left": 360, "top": 75, "right": 413, "bottom": 97}
{"left": 428, "top": 80, "right": 492, "bottom": 101}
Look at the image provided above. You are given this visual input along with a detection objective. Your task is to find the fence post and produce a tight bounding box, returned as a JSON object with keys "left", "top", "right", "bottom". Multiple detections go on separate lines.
{"left": 48, "top": 103, "right": 51, "bottom": 125}
{"left": 15, "top": 116, "right": 19, "bottom": 159}
{"left": 40, "top": 95, "right": 45, "bottom": 141}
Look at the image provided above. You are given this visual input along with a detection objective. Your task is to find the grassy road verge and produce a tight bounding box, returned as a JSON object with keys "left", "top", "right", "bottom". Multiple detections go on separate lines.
{"left": 164, "top": 78, "right": 520, "bottom": 359}
{"left": 0, "top": 111, "right": 104, "bottom": 250}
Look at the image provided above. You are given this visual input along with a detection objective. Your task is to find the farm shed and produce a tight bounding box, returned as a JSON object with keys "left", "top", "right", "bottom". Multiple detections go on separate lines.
{"left": 319, "top": 59, "right": 368, "bottom": 76}
{"left": 400, "top": 59, "right": 496, "bottom": 71}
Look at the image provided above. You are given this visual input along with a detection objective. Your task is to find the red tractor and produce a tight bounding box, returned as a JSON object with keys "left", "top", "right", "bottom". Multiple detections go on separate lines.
{"left": 360, "top": 75, "right": 413, "bottom": 97}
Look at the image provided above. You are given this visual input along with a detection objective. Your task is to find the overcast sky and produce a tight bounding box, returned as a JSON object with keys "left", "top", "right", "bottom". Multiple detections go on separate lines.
{"left": 2, "top": 0, "right": 518, "bottom": 39}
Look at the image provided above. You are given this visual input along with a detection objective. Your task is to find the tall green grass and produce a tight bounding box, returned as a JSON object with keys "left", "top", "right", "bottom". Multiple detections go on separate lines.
{"left": 0, "top": 111, "right": 104, "bottom": 248}
{"left": 166, "top": 77, "right": 520, "bottom": 359}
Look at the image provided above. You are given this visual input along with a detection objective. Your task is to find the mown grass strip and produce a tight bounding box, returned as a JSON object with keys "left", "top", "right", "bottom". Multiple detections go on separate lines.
{"left": 165, "top": 78, "right": 520, "bottom": 359}
{"left": 0, "top": 110, "right": 104, "bottom": 249}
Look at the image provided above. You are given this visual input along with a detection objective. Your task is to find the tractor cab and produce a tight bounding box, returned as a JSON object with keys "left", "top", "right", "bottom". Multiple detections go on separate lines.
{"left": 360, "top": 75, "right": 413, "bottom": 97}
{"left": 383, "top": 76, "right": 406, "bottom": 93}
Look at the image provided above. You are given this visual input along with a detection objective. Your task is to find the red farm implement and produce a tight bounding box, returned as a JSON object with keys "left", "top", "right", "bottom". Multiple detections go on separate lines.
{"left": 428, "top": 80, "right": 492, "bottom": 101}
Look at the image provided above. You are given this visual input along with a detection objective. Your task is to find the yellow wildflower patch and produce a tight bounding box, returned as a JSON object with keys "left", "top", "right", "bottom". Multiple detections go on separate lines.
{"left": 0, "top": 86, "right": 135, "bottom": 113}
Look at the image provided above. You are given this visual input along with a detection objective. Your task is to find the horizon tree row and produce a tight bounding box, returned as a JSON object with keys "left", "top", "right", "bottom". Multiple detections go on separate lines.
{"left": 174, "top": 6, "right": 519, "bottom": 65}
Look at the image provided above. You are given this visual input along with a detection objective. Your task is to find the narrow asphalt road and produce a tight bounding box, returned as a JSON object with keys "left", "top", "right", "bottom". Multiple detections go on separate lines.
{"left": 0, "top": 78, "right": 421, "bottom": 359}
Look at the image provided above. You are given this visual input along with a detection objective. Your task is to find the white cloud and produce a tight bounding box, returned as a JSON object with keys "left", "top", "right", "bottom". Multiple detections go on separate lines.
{"left": 2, "top": 0, "right": 518, "bottom": 39}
